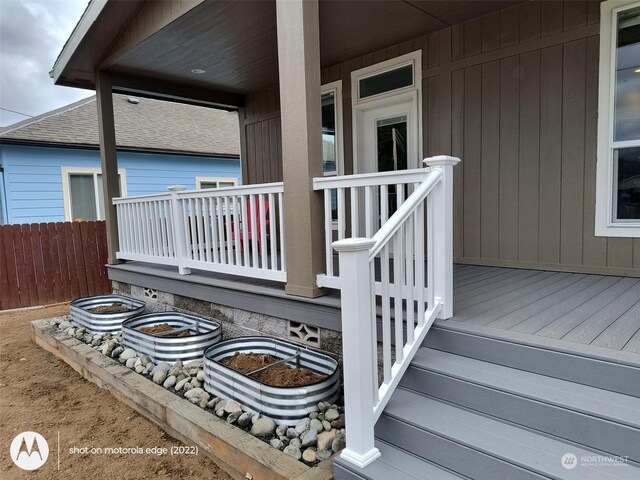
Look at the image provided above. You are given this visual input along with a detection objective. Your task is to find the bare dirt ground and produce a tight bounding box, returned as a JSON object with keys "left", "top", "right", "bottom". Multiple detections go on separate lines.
{"left": 0, "top": 304, "right": 232, "bottom": 480}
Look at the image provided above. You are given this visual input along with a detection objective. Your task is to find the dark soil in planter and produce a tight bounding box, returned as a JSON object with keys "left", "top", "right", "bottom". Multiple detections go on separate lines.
{"left": 221, "top": 352, "right": 327, "bottom": 387}
{"left": 139, "top": 323, "right": 192, "bottom": 337}
{"left": 89, "top": 303, "right": 131, "bottom": 314}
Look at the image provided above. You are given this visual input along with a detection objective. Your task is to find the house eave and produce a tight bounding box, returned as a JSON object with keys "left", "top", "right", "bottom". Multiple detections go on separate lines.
{"left": 0, "top": 138, "right": 240, "bottom": 159}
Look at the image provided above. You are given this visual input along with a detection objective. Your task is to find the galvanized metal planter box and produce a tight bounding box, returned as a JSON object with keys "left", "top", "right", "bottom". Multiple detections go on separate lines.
{"left": 203, "top": 337, "right": 340, "bottom": 426}
{"left": 70, "top": 294, "right": 146, "bottom": 334}
{"left": 123, "top": 312, "right": 222, "bottom": 365}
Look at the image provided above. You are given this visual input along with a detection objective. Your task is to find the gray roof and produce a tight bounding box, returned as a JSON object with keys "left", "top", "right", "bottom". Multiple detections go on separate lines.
{"left": 0, "top": 94, "right": 239, "bottom": 157}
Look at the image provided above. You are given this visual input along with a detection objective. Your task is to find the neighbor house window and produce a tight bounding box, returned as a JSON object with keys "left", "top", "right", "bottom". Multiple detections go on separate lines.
{"left": 596, "top": 1, "right": 640, "bottom": 236}
{"left": 321, "top": 81, "right": 344, "bottom": 221}
{"left": 195, "top": 177, "right": 238, "bottom": 189}
{"left": 62, "top": 167, "right": 127, "bottom": 222}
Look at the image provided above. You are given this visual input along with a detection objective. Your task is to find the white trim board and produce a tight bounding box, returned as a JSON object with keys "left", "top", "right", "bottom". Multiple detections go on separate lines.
{"left": 595, "top": 0, "right": 640, "bottom": 237}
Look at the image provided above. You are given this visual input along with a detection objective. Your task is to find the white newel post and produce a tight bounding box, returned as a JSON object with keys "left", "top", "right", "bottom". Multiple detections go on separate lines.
{"left": 332, "top": 237, "right": 381, "bottom": 468}
{"left": 168, "top": 185, "right": 191, "bottom": 275}
{"left": 424, "top": 156, "right": 460, "bottom": 319}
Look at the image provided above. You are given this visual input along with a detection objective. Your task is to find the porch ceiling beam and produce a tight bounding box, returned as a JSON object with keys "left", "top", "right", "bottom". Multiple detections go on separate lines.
{"left": 109, "top": 73, "right": 244, "bottom": 110}
{"left": 277, "top": 0, "right": 326, "bottom": 298}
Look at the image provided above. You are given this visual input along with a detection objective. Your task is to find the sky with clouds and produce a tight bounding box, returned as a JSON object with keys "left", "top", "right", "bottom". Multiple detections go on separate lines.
{"left": 0, "top": 0, "right": 92, "bottom": 127}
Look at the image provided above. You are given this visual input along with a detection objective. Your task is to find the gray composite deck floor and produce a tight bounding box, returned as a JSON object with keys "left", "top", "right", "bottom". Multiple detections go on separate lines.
{"left": 449, "top": 264, "right": 640, "bottom": 354}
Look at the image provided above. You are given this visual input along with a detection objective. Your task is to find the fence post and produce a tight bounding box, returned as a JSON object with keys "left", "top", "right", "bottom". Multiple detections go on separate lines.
{"left": 168, "top": 186, "right": 191, "bottom": 275}
{"left": 332, "top": 237, "right": 380, "bottom": 468}
{"left": 423, "top": 156, "right": 460, "bottom": 319}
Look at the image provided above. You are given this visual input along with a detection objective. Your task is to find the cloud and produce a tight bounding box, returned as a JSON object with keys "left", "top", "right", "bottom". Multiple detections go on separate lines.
{"left": 0, "top": 0, "right": 93, "bottom": 126}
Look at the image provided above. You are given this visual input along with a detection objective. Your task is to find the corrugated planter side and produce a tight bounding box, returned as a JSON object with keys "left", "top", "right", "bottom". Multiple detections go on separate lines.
{"left": 123, "top": 312, "right": 222, "bottom": 364}
{"left": 204, "top": 336, "right": 340, "bottom": 426}
{"left": 70, "top": 294, "right": 146, "bottom": 334}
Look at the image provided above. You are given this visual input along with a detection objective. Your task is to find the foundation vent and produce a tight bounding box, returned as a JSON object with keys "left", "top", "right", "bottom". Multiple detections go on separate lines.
{"left": 287, "top": 321, "right": 320, "bottom": 348}
{"left": 143, "top": 287, "right": 158, "bottom": 299}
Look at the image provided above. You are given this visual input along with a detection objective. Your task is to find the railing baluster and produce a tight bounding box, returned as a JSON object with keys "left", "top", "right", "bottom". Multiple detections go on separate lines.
{"left": 365, "top": 186, "right": 373, "bottom": 238}
{"left": 233, "top": 196, "right": 242, "bottom": 266}
{"left": 240, "top": 196, "right": 249, "bottom": 267}
{"left": 259, "top": 194, "right": 268, "bottom": 269}
{"left": 393, "top": 233, "right": 403, "bottom": 364}
{"left": 203, "top": 198, "right": 212, "bottom": 263}
{"left": 415, "top": 204, "right": 426, "bottom": 325}
{"left": 350, "top": 187, "right": 359, "bottom": 237}
{"left": 224, "top": 196, "right": 233, "bottom": 265}
{"left": 269, "top": 193, "right": 277, "bottom": 271}
{"left": 209, "top": 197, "right": 220, "bottom": 263}
{"left": 337, "top": 188, "right": 346, "bottom": 240}
{"left": 405, "top": 218, "right": 415, "bottom": 344}
{"left": 324, "top": 189, "right": 333, "bottom": 277}
{"left": 381, "top": 244, "right": 391, "bottom": 384}
{"left": 250, "top": 194, "right": 259, "bottom": 268}
{"left": 216, "top": 197, "right": 225, "bottom": 264}
{"left": 278, "top": 191, "right": 286, "bottom": 271}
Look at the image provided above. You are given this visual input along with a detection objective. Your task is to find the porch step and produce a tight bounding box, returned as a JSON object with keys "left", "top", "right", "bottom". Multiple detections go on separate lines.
{"left": 377, "top": 389, "right": 640, "bottom": 480}
{"left": 334, "top": 440, "right": 468, "bottom": 480}
{"left": 402, "top": 348, "right": 640, "bottom": 461}
{"left": 335, "top": 325, "right": 640, "bottom": 480}
{"left": 425, "top": 325, "right": 640, "bottom": 397}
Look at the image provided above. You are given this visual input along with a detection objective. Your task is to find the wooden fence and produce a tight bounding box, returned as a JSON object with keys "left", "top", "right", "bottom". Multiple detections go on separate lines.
{"left": 0, "top": 221, "right": 111, "bottom": 310}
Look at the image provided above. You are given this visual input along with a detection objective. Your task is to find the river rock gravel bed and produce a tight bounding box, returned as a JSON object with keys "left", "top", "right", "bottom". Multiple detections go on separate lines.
{"left": 47, "top": 315, "right": 345, "bottom": 466}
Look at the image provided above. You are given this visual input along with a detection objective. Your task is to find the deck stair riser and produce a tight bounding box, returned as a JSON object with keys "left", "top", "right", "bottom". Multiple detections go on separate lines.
{"left": 335, "top": 326, "right": 640, "bottom": 480}
{"left": 425, "top": 327, "right": 640, "bottom": 397}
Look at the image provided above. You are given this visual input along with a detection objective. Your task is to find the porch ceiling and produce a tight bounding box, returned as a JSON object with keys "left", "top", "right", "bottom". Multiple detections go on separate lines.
{"left": 56, "top": 0, "right": 522, "bottom": 97}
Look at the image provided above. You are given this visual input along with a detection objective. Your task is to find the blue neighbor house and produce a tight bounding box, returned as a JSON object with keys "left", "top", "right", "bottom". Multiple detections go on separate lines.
{"left": 0, "top": 94, "right": 241, "bottom": 225}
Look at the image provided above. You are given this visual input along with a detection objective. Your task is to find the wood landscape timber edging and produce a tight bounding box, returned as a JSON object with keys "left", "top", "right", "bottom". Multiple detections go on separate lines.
{"left": 31, "top": 319, "right": 336, "bottom": 480}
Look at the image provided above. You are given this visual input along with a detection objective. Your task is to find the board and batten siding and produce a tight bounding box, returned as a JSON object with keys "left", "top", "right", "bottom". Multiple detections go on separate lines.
{"left": 239, "top": 86, "right": 283, "bottom": 185}
{"left": 0, "top": 145, "right": 241, "bottom": 225}
{"left": 238, "top": 0, "right": 639, "bottom": 276}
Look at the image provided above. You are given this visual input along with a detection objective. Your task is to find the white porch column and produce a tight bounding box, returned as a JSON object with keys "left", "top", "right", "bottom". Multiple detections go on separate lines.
{"left": 96, "top": 70, "right": 121, "bottom": 265}
{"left": 276, "top": 0, "right": 326, "bottom": 298}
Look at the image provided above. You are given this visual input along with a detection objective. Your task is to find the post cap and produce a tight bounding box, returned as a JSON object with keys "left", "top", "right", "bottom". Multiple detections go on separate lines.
{"left": 332, "top": 237, "right": 377, "bottom": 253}
{"left": 424, "top": 155, "right": 461, "bottom": 167}
{"left": 167, "top": 185, "right": 186, "bottom": 192}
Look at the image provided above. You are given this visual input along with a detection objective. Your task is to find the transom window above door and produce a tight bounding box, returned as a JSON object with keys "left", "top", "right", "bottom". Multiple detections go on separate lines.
{"left": 353, "top": 51, "right": 420, "bottom": 104}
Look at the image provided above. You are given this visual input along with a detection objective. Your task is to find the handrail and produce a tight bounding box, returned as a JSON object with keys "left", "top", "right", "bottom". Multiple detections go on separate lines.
{"left": 178, "top": 182, "right": 283, "bottom": 199}
{"left": 313, "top": 167, "right": 430, "bottom": 189}
{"left": 113, "top": 192, "right": 172, "bottom": 204}
{"left": 332, "top": 155, "right": 460, "bottom": 469}
{"left": 368, "top": 168, "right": 442, "bottom": 260}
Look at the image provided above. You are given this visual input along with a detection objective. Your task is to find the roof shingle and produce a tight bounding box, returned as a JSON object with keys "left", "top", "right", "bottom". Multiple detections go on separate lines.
{"left": 0, "top": 94, "right": 239, "bottom": 157}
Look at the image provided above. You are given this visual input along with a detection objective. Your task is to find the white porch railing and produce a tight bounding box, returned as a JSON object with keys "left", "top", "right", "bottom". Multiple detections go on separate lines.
{"left": 328, "top": 156, "right": 460, "bottom": 468}
{"left": 113, "top": 183, "right": 286, "bottom": 281}
{"left": 313, "top": 167, "right": 434, "bottom": 287}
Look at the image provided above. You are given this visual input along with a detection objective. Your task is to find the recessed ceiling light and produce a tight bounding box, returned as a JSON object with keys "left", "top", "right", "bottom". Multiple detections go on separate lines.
{"left": 190, "top": 68, "right": 206, "bottom": 74}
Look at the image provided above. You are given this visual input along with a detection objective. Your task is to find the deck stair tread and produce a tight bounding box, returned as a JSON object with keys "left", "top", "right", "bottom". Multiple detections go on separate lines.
{"left": 408, "top": 347, "right": 640, "bottom": 429}
{"left": 338, "top": 441, "right": 469, "bottom": 480}
{"left": 380, "top": 389, "right": 640, "bottom": 480}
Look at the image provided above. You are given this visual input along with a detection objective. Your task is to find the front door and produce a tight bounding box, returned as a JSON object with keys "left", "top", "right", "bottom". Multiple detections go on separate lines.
{"left": 356, "top": 93, "right": 419, "bottom": 175}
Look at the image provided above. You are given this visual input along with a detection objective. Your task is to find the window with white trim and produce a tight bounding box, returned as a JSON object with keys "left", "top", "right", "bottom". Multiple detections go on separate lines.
{"left": 62, "top": 167, "right": 126, "bottom": 222}
{"left": 195, "top": 177, "right": 238, "bottom": 189}
{"left": 321, "top": 81, "right": 344, "bottom": 221}
{"left": 596, "top": 1, "right": 640, "bottom": 236}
